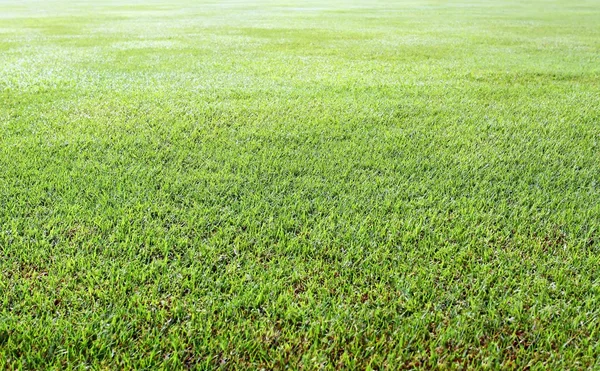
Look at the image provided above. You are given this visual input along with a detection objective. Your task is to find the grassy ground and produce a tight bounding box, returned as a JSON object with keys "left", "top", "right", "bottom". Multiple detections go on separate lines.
{"left": 1, "top": 0, "right": 599, "bottom": 368}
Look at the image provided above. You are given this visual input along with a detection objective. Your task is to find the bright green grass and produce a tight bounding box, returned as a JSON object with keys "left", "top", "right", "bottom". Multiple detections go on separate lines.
{"left": 1, "top": 0, "right": 599, "bottom": 368}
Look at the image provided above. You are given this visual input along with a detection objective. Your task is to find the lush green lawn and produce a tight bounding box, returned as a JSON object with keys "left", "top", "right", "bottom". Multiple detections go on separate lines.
{"left": 1, "top": 0, "right": 599, "bottom": 368}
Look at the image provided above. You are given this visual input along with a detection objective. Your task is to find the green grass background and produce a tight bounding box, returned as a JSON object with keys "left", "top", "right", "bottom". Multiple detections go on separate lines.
{"left": 1, "top": 0, "right": 599, "bottom": 368}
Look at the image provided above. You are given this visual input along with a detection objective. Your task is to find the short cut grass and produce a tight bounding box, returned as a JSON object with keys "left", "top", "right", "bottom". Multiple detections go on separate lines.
{"left": 1, "top": 0, "right": 599, "bottom": 368}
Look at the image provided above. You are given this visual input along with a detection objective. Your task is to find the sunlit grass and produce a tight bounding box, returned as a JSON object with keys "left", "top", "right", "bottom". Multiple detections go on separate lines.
{"left": 1, "top": 0, "right": 599, "bottom": 368}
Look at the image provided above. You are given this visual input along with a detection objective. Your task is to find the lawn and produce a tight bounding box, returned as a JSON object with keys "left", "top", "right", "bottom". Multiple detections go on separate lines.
{"left": 1, "top": 0, "right": 599, "bottom": 368}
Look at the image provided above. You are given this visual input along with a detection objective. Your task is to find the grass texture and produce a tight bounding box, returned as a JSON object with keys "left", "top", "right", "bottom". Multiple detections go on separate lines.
{"left": 1, "top": 0, "right": 600, "bottom": 368}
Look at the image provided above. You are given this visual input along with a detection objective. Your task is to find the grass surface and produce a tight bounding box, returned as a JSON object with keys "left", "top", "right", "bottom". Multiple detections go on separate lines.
{"left": 1, "top": 0, "right": 600, "bottom": 368}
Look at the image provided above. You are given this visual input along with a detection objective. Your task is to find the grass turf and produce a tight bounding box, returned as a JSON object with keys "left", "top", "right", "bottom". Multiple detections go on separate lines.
{"left": 1, "top": 0, "right": 599, "bottom": 368}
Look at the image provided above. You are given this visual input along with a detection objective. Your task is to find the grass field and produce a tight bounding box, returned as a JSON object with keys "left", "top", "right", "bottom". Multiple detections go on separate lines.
{"left": 1, "top": 0, "right": 600, "bottom": 368}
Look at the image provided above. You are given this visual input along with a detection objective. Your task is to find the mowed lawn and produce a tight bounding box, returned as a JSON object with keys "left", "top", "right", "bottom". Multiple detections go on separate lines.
{"left": 1, "top": 0, "right": 599, "bottom": 368}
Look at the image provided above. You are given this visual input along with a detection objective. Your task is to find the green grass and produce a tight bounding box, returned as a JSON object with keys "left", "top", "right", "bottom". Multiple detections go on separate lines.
{"left": 1, "top": 0, "right": 600, "bottom": 368}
